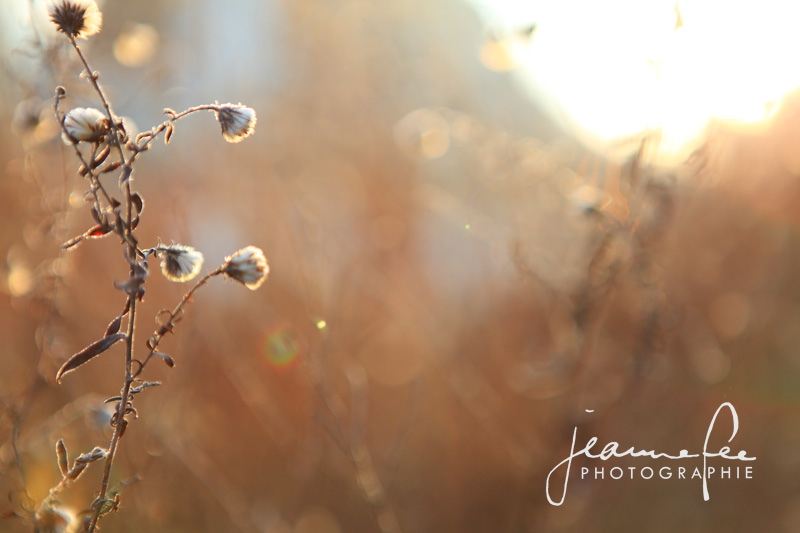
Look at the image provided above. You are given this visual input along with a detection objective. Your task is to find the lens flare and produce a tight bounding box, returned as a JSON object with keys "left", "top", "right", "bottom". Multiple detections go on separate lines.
{"left": 261, "top": 325, "right": 303, "bottom": 369}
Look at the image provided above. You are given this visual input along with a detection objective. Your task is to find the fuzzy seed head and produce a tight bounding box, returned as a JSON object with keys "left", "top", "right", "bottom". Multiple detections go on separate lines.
{"left": 215, "top": 103, "right": 257, "bottom": 143}
{"left": 223, "top": 246, "right": 269, "bottom": 289}
{"left": 158, "top": 245, "right": 204, "bottom": 283}
{"left": 47, "top": 0, "right": 102, "bottom": 39}
{"left": 34, "top": 504, "right": 75, "bottom": 533}
{"left": 62, "top": 107, "right": 107, "bottom": 144}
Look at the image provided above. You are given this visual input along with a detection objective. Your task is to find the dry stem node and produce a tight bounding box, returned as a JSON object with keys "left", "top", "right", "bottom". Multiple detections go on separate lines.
{"left": 47, "top": 0, "right": 102, "bottom": 39}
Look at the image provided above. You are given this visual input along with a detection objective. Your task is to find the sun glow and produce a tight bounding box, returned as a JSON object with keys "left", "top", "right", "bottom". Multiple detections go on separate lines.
{"left": 473, "top": 0, "right": 800, "bottom": 165}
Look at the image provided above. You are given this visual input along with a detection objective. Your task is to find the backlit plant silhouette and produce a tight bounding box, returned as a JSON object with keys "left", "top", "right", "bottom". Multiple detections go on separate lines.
{"left": 33, "top": 1, "right": 268, "bottom": 531}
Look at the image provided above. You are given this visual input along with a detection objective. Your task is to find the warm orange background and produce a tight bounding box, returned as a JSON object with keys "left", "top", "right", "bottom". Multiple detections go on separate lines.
{"left": 1, "top": 1, "right": 800, "bottom": 532}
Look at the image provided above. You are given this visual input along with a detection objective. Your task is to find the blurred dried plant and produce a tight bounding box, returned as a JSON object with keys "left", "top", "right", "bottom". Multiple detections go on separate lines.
{"left": 5, "top": 1, "right": 269, "bottom": 531}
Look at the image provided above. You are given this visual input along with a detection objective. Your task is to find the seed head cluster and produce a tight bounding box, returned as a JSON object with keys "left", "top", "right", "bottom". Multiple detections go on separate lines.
{"left": 158, "top": 245, "right": 204, "bottom": 283}
{"left": 47, "top": 0, "right": 102, "bottom": 39}
{"left": 223, "top": 246, "right": 269, "bottom": 289}
{"left": 215, "top": 103, "right": 257, "bottom": 143}
{"left": 62, "top": 107, "right": 107, "bottom": 144}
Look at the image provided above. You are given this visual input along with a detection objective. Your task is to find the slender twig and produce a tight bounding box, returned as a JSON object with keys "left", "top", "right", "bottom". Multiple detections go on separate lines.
{"left": 128, "top": 104, "right": 233, "bottom": 165}
{"left": 53, "top": 91, "right": 117, "bottom": 214}
{"left": 133, "top": 267, "right": 224, "bottom": 379}
{"left": 64, "top": 36, "right": 135, "bottom": 533}
{"left": 67, "top": 35, "right": 128, "bottom": 166}
{"left": 39, "top": 11, "right": 263, "bottom": 531}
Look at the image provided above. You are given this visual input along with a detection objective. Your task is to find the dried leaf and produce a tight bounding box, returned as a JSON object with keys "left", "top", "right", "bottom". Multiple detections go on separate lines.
{"left": 61, "top": 234, "right": 84, "bottom": 250}
{"left": 92, "top": 144, "right": 111, "bottom": 168}
{"left": 119, "top": 166, "right": 134, "bottom": 187}
{"left": 165, "top": 123, "right": 174, "bottom": 145}
{"left": 131, "top": 193, "right": 144, "bottom": 215}
{"left": 99, "top": 161, "right": 122, "bottom": 174}
{"left": 154, "top": 352, "right": 175, "bottom": 368}
{"left": 113, "top": 278, "right": 140, "bottom": 295}
{"left": 105, "top": 315, "right": 123, "bottom": 337}
{"left": 61, "top": 224, "right": 113, "bottom": 250}
{"left": 56, "top": 439, "right": 69, "bottom": 477}
{"left": 131, "top": 381, "right": 161, "bottom": 395}
{"left": 56, "top": 333, "right": 127, "bottom": 383}
{"left": 88, "top": 225, "right": 112, "bottom": 238}
{"left": 114, "top": 264, "right": 147, "bottom": 295}
{"left": 97, "top": 495, "right": 119, "bottom": 516}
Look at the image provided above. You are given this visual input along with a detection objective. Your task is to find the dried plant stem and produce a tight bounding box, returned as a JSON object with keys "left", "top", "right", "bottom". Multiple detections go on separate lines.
{"left": 133, "top": 267, "right": 224, "bottom": 379}
{"left": 42, "top": 11, "right": 263, "bottom": 530}
{"left": 53, "top": 94, "right": 115, "bottom": 212}
{"left": 65, "top": 36, "right": 137, "bottom": 533}
{"left": 83, "top": 300, "right": 133, "bottom": 532}
{"left": 67, "top": 35, "right": 127, "bottom": 165}
{"left": 130, "top": 104, "right": 234, "bottom": 161}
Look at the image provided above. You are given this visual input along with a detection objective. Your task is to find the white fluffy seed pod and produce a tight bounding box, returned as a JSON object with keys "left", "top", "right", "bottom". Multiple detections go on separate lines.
{"left": 47, "top": 0, "right": 102, "bottom": 39}
{"left": 214, "top": 103, "right": 257, "bottom": 143}
{"left": 62, "top": 107, "right": 107, "bottom": 144}
{"left": 223, "top": 246, "right": 269, "bottom": 289}
{"left": 158, "top": 245, "right": 204, "bottom": 283}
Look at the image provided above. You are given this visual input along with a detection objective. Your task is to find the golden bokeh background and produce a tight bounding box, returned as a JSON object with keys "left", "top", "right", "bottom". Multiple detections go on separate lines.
{"left": 2, "top": 1, "right": 800, "bottom": 532}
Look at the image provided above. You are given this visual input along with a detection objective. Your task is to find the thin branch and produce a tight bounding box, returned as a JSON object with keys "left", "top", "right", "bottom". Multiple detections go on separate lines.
{"left": 133, "top": 267, "right": 224, "bottom": 378}
{"left": 67, "top": 35, "right": 128, "bottom": 167}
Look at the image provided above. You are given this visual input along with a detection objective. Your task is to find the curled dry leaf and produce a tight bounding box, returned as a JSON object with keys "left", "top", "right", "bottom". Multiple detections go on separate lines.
{"left": 98, "top": 160, "right": 121, "bottom": 174}
{"left": 131, "top": 193, "right": 144, "bottom": 215}
{"left": 130, "top": 381, "right": 161, "bottom": 395}
{"left": 56, "top": 439, "right": 69, "bottom": 477}
{"left": 56, "top": 333, "right": 127, "bottom": 383}
{"left": 113, "top": 264, "right": 147, "bottom": 295}
{"left": 91, "top": 144, "right": 111, "bottom": 168}
{"left": 154, "top": 352, "right": 174, "bottom": 368}
{"left": 62, "top": 224, "right": 114, "bottom": 250}
{"left": 104, "top": 315, "right": 122, "bottom": 337}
